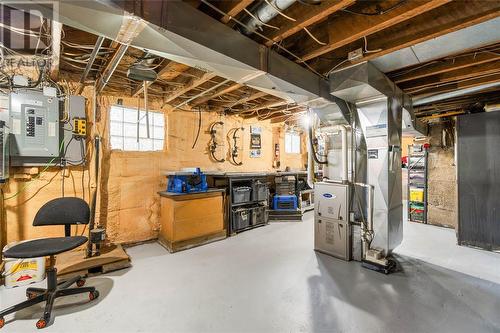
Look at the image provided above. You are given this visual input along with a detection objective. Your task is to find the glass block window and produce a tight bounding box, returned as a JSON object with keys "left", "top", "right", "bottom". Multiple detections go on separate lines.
{"left": 109, "top": 105, "right": 165, "bottom": 151}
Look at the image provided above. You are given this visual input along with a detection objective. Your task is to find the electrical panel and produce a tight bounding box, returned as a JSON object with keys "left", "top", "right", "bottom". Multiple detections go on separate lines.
{"left": 9, "top": 90, "right": 60, "bottom": 162}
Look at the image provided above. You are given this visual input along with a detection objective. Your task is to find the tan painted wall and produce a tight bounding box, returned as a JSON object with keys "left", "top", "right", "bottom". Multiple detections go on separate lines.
{"left": 2, "top": 85, "right": 306, "bottom": 246}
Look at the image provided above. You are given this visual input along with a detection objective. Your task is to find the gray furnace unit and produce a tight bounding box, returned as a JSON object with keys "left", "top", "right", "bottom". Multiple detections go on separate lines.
{"left": 314, "top": 182, "right": 350, "bottom": 260}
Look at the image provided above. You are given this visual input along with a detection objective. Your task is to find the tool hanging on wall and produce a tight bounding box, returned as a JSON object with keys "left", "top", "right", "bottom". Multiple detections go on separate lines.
{"left": 229, "top": 127, "right": 244, "bottom": 166}
{"left": 208, "top": 121, "right": 225, "bottom": 162}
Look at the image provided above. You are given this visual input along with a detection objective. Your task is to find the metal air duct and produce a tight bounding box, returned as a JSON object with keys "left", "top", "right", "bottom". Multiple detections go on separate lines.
{"left": 330, "top": 62, "right": 406, "bottom": 256}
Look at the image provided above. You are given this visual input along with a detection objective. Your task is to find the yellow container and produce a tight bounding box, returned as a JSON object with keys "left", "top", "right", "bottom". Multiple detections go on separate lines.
{"left": 410, "top": 189, "right": 424, "bottom": 202}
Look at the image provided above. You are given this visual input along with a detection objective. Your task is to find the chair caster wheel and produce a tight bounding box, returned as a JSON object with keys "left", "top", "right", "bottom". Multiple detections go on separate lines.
{"left": 36, "top": 318, "right": 47, "bottom": 329}
{"left": 89, "top": 290, "right": 99, "bottom": 301}
{"left": 76, "top": 279, "right": 86, "bottom": 287}
{"left": 26, "top": 291, "right": 37, "bottom": 299}
{"left": 0, "top": 317, "right": 5, "bottom": 329}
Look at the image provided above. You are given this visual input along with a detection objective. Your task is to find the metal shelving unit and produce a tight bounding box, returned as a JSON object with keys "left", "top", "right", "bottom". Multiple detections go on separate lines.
{"left": 211, "top": 175, "right": 269, "bottom": 235}
{"left": 407, "top": 144, "right": 428, "bottom": 224}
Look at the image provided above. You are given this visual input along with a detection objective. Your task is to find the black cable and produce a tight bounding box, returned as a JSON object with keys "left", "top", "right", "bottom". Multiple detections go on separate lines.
{"left": 191, "top": 107, "right": 202, "bottom": 149}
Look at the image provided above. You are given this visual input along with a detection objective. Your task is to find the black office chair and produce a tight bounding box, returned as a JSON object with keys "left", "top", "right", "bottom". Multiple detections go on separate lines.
{"left": 0, "top": 197, "right": 99, "bottom": 330}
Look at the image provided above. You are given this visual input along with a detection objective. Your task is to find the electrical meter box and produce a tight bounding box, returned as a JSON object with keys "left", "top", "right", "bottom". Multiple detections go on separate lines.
{"left": 9, "top": 90, "right": 60, "bottom": 160}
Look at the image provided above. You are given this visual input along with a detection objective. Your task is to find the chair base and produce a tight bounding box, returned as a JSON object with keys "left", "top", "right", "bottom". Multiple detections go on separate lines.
{"left": 0, "top": 263, "right": 98, "bottom": 329}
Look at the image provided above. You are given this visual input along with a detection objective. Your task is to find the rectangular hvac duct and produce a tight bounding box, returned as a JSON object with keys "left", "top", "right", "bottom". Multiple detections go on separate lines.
{"left": 330, "top": 62, "right": 404, "bottom": 255}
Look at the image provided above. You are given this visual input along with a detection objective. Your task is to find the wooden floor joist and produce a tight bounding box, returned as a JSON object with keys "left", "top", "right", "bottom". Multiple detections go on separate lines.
{"left": 219, "top": 0, "right": 254, "bottom": 24}
{"left": 190, "top": 82, "right": 243, "bottom": 107}
{"left": 162, "top": 71, "right": 218, "bottom": 107}
{"left": 298, "top": 0, "right": 451, "bottom": 62}
{"left": 263, "top": 0, "right": 355, "bottom": 47}
{"left": 314, "top": 0, "right": 500, "bottom": 73}
{"left": 389, "top": 47, "right": 500, "bottom": 84}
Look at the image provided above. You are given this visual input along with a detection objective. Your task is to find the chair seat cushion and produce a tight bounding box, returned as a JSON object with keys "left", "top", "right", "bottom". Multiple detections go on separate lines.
{"left": 3, "top": 236, "right": 88, "bottom": 258}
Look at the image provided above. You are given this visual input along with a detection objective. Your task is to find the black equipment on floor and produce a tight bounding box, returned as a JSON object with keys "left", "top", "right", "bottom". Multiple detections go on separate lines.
{"left": 0, "top": 197, "right": 99, "bottom": 330}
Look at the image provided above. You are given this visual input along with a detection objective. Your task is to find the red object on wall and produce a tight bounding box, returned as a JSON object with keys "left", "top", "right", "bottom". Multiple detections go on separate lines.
{"left": 423, "top": 143, "right": 431, "bottom": 149}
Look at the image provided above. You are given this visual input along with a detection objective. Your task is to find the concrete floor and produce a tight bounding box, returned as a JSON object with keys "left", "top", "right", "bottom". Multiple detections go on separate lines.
{"left": 2, "top": 213, "right": 500, "bottom": 332}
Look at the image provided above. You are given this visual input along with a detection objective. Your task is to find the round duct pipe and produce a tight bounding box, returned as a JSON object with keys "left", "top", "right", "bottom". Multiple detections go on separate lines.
{"left": 241, "top": 0, "right": 297, "bottom": 34}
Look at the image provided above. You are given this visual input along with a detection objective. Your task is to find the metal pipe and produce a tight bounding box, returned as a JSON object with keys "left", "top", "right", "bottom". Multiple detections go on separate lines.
{"left": 144, "top": 81, "right": 150, "bottom": 138}
{"left": 355, "top": 182, "right": 374, "bottom": 258}
{"left": 95, "top": 44, "right": 129, "bottom": 94}
{"left": 78, "top": 35, "right": 105, "bottom": 94}
{"left": 241, "top": 0, "right": 297, "bottom": 34}
{"left": 412, "top": 81, "right": 500, "bottom": 106}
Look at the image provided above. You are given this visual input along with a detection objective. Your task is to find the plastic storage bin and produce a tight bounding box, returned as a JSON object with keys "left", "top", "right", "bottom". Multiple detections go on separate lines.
{"left": 251, "top": 206, "right": 268, "bottom": 225}
{"left": 2, "top": 242, "right": 46, "bottom": 288}
{"left": 252, "top": 181, "right": 268, "bottom": 202}
{"left": 232, "top": 208, "right": 251, "bottom": 230}
{"left": 232, "top": 186, "right": 252, "bottom": 204}
{"left": 410, "top": 188, "right": 424, "bottom": 202}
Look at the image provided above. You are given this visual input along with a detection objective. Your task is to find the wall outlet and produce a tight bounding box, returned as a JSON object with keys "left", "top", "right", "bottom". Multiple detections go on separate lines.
{"left": 348, "top": 48, "right": 364, "bottom": 61}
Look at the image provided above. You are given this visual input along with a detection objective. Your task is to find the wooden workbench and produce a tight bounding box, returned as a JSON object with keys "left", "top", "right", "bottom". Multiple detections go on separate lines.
{"left": 157, "top": 189, "right": 226, "bottom": 253}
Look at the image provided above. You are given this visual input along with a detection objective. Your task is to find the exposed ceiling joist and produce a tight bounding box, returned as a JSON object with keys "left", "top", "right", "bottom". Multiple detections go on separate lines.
{"left": 412, "top": 73, "right": 500, "bottom": 98}
{"left": 223, "top": 91, "right": 267, "bottom": 108}
{"left": 240, "top": 99, "right": 292, "bottom": 115}
{"left": 190, "top": 82, "right": 243, "bottom": 106}
{"left": 401, "top": 60, "right": 500, "bottom": 92}
{"left": 299, "top": 0, "right": 451, "bottom": 62}
{"left": 316, "top": 1, "right": 500, "bottom": 73}
{"left": 263, "top": 0, "right": 355, "bottom": 47}
{"left": 162, "top": 71, "right": 217, "bottom": 107}
{"left": 219, "top": 0, "right": 255, "bottom": 24}
{"left": 389, "top": 48, "right": 500, "bottom": 84}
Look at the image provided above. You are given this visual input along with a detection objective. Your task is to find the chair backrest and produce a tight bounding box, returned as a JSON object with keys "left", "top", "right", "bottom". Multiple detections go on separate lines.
{"left": 34, "top": 198, "right": 90, "bottom": 236}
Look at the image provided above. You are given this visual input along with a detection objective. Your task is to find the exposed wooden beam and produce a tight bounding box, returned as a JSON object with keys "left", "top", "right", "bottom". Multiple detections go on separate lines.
{"left": 401, "top": 60, "right": 500, "bottom": 92}
{"left": 219, "top": 0, "right": 255, "bottom": 24}
{"left": 269, "top": 109, "right": 306, "bottom": 123}
{"left": 190, "top": 82, "right": 243, "bottom": 106}
{"left": 162, "top": 71, "right": 217, "bottom": 107}
{"left": 298, "top": 0, "right": 451, "bottom": 62}
{"left": 223, "top": 90, "right": 267, "bottom": 108}
{"left": 411, "top": 73, "right": 500, "bottom": 98}
{"left": 421, "top": 111, "right": 465, "bottom": 120}
{"left": 263, "top": 0, "right": 355, "bottom": 47}
{"left": 239, "top": 99, "right": 292, "bottom": 115}
{"left": 389, "top": 47, "right": 500, "bottom": 84}
{"left": 49, "top": 21, "right": 62, "bottom": 80}
{"left": 313, "top": 1, "right": 500, "bottom": 73}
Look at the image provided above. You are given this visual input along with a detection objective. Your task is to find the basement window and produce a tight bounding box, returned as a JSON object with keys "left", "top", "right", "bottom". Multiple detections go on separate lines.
{"left": 285, "top": 132, "right": 301, "bottom": 154}
{"left": 109, "top": 105, "right": 165, "bottom": 151}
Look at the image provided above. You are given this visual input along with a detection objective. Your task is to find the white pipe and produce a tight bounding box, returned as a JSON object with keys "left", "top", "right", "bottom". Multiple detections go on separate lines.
{"left": 306, "top": 110, "right": 315, "bottom": 188}
{"left": 242, "top": 0, "right": 296, "bottom": 34}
